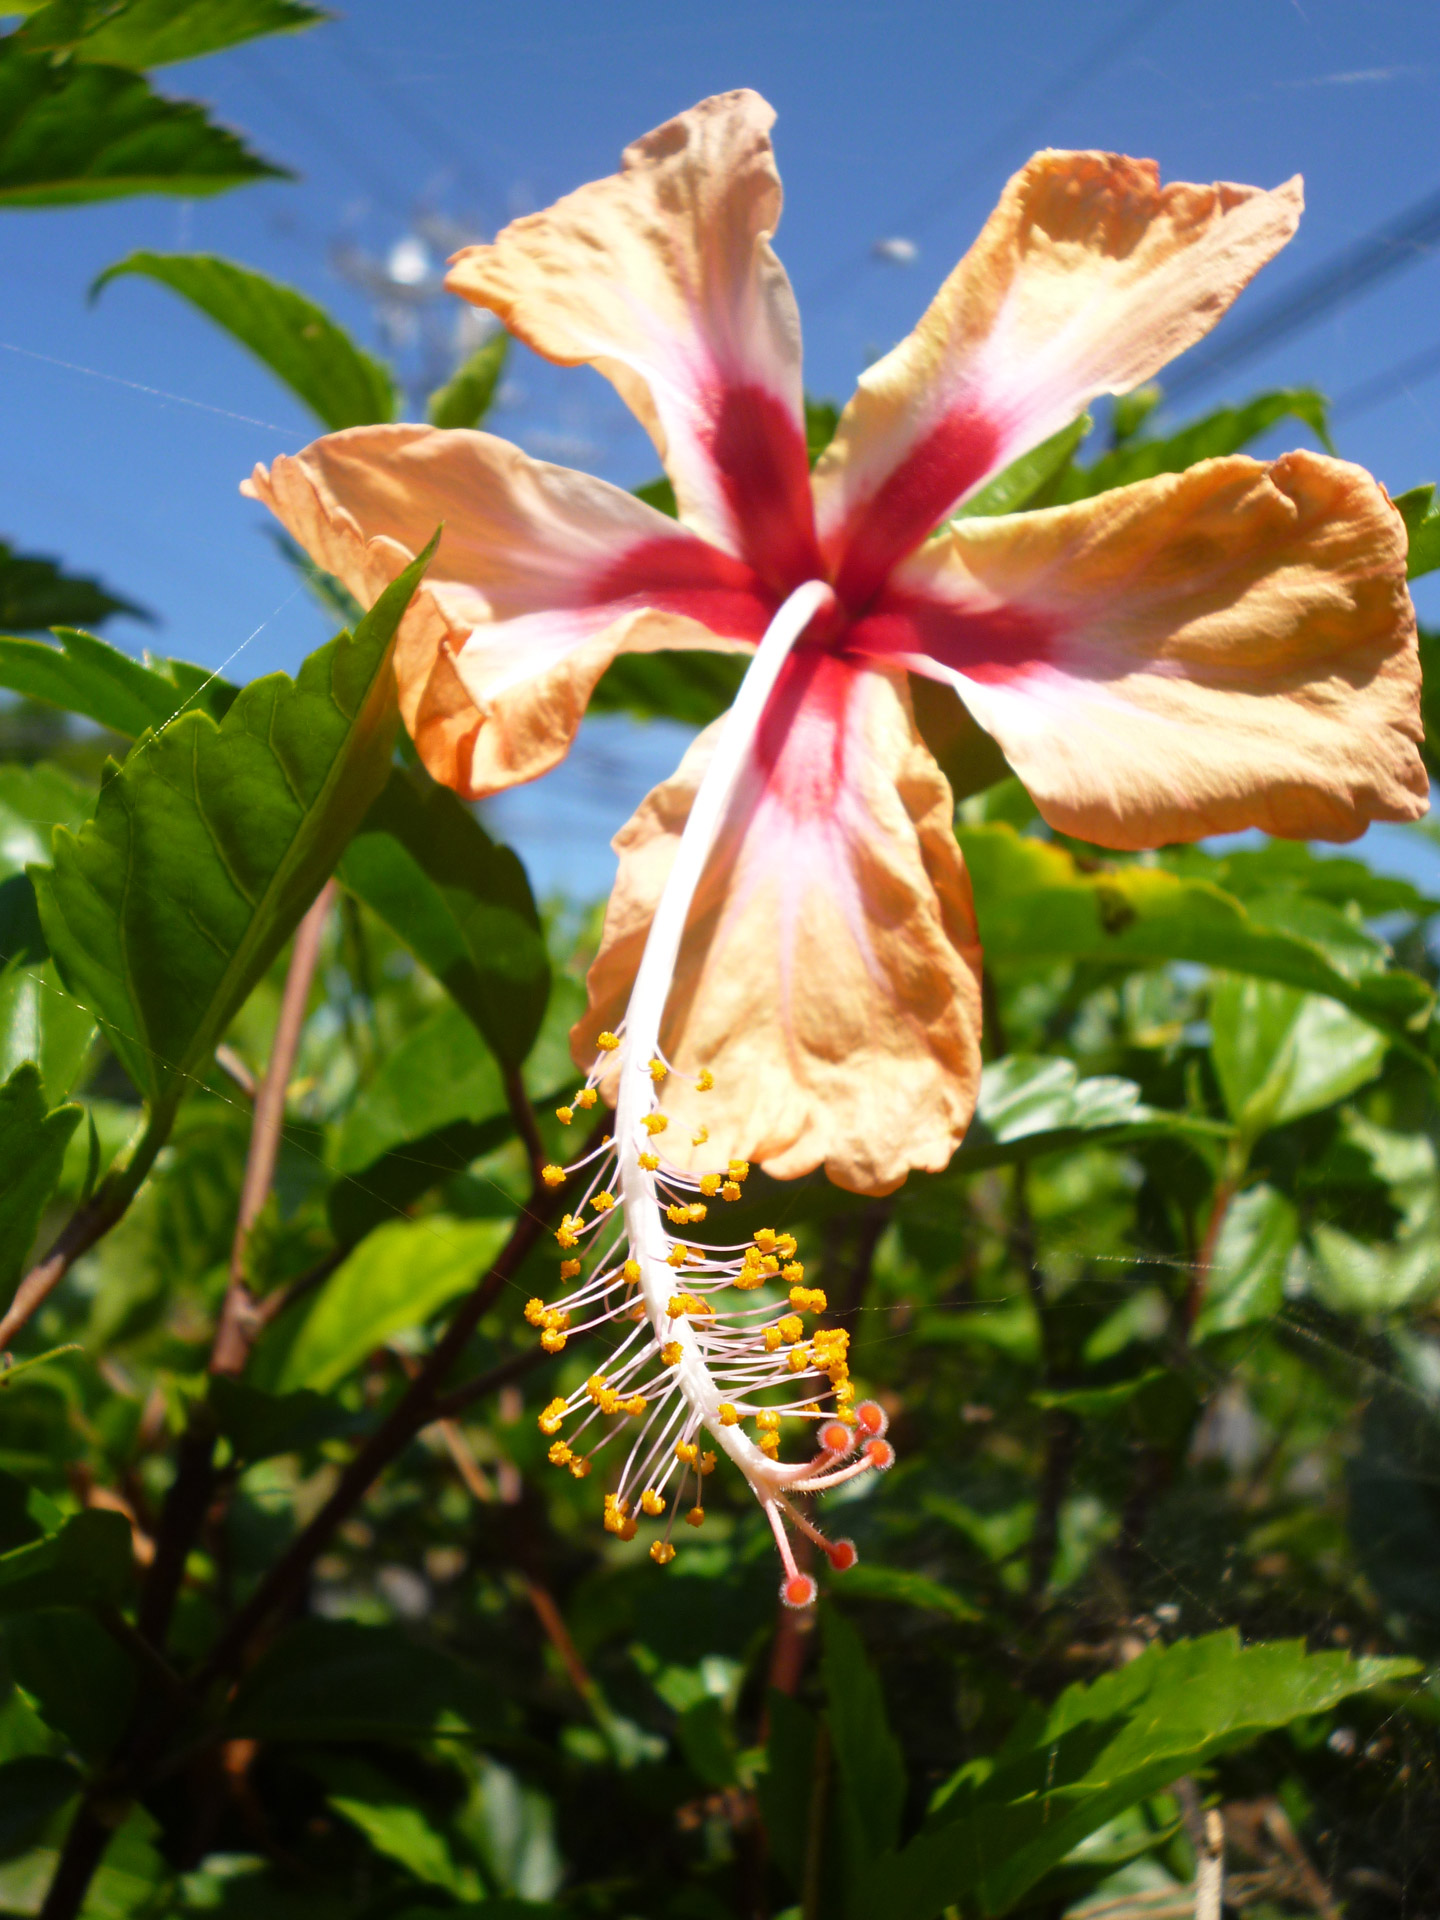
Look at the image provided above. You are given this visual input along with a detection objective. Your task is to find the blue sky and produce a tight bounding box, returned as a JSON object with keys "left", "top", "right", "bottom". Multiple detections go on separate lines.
{"left": 5, "top": 0, "right": 1440, "bottom": 891}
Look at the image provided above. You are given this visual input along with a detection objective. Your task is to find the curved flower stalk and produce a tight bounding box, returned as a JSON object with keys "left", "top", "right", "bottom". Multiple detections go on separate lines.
{"left": 245, "top": 89, "right": 1426, "bottom": 1200}
{"left": 530, "top": 581, "right": 892, "bottom": 1603}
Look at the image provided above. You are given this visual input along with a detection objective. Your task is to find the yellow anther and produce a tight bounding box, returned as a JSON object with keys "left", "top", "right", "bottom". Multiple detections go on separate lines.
{"left": 783, "top": 1263, "right": 806, "bottom": 1286}
{"left": 721, "top": 1181, "right": 742, "bottom": 1202}
{"left": 629, "top": 1302, "right": 646, "bottom": 1322}
{"left": 586, "top": 1374, "right": 609, "bottom": 1402}
{"left": 649, "top": 1057, "right": 668, "bottom": 1083}
{"left": 699, "top": 1451, "right": 716, "bottom": 1475}
{"left": 625, "top": 1395, "right": 647, "bottom": 1416}
{"left": 555, "top": 1215, "right": 581, "bottom": 1249}
{"left": 666, "top": 1245, "right": 689, "bottom": 1270}
{"left": 676, "top": 1441, "right": 698, "bottom": 1465}
{"left": 666, "top": 1204, "right": 691, "bottom": 1225}
{"left": 560, "top": 1260, "right": 582, "bottom": 1282}
{"left": 788, "top": 1347, "right": 811, "bottom": 1373}
{"left": 699, "top": 1174, "right": 721, "bottom": 1196}
{"left": 569, "top": 1457, "right": 592, "bottom": 1479}
{"left": 575, "top": 1087, "right": 598, "bottom": 1110}
{"left": 640, "top": 1488, "right": 665, "bottom": 1516}
{"left": 541, "top": 1163, "right": 566, "bottom": 1188}
{"left": 779, "top": 1315, "right": 804, "bottom": 1343}
{"left": 668, "top": 1295, "right": 688, "bottom": 1319}
{"left": 718, "top": 1404, "right": 740, "bottom": 1426}
{"left": 650, "top": 1541, "right": 676, "bottom": 1565}
{"left": 618, "top": 1516, "right": 637, "bottom": 1540}
{"left": 524, "top": 1298, "right": 546, "bottom": 1326}
{"left": 686, "top": 1203, "right": 708, "bottom": 1223}
{"left": 756, "top": 1411, "right": 781, "bottom": 1433}
{"left": 556, "top": 1105, "right": 574, "bottom": 1125}
{"left": 687, "top": 1294, "right": 713, "bottom": 1317}
{"left": 540, "top": 1330, "right": 567, "bottom": 1353}
{"left": 623, "top": 1259, "right": 641, "bottom": 1283}
{"left": 790, "top": 1285, "right": 826, "bottom": 1312}
{"left": 548, "top": 1440, "right": 573, "bottom": 1466}
{"left": 759, "top": 1432, "right": 780, "bottom": 1459}
{"left": 802, "top": 1402, "right": 821, "bottom": 1415}
{"left": 728, "top": 1160, "right": 750, "bottom": 1181}
{"left": 776, "top": 1234, "right": 798, "bottom": 1259}
{"left": 661, "top": 1341, "right": 683, "bottom": 1366}
{"left": 643, "top": 1113, "right": 669, "bottom": 1136}
{"left": 597, "top": 1031, "right": 621, "bottom": 1052}
{"left": 638, "top": 1151, "right": 661, "bottom": 1171}
{"left": 754, "top": 1229, "right": 779, "bottom": 1253}
{"left": 591, "top": 1190, "right": 616, "bottom": 1213}
{"left": 686, "top": 1507, "right": 706, "bottom": 1527}
{"left": 696, "top": 1069, "right": 715, "bottom": 1092}
{"left": 538, "top": 1398, "right": 567, "bottom": 1435}
{"left": 764, "top": 1327, "right": 783, "bottom": 1352}
{"left": 691, "top": 1127, "right": 709, "bottom": 1147}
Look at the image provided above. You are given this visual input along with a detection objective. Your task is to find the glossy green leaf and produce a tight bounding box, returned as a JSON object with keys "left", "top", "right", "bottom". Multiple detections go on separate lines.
{"left": 5, "top": 1608, "right": 136, "bottom": 1758}
{"left": 0, "top": 1755, "right": 79, "bottom": 1859}
{"left": 1396, "top": 483, "right": 1440, "bottom": 582}
{"left": 32, "top": 545, "right": 433, "bottom": 1117}
{"left": 1310, "top": 1221, "right": 1440, "bottom": 1316}
{"left": 0, "top": 764, "right": 93, "bottom": 880}
{"left": 832, "top": 1564, "right": 981, "bottom": 1622}
{"left": 332, "top": 1001, "right": 506, "bottom": 1177}
{"left": 0, "top": 1064, "right": 80, "bottom": 1291}
{"left": 427, "top": 329, "right": 509, "bottom": 430}
{"left": 0, "top": 542, "right": 148, "bottom": 634}
{"left": 0, "top": 1508, "right": 131, "bottom": 1614}
{"left": 0, "top": 954, "right": 96, "bottom": 1100}
{"left": 1055, "top": 388, "right": 1334, "bottom": 503}
{"left": 0, "top": 626, "right": 235, "bottom": 737}
{"left": 1194, "top": 1184, "right": 1298, "bottom": 1338}
{"left": 0, "top": 48, "right": 288, "bottom": 206}
{"left": 960, "top": 825, "right": 1431, "bottom": 1036}
{"left": 956, "top": 416, "right": 1091, "bottom": 518}
{"left": 866, "top": 1632, "right": 1416, "bottom": 1919}
{"left": 340, "top": 771, "right": 548, "bottom": 1064}
{"left": 823, "top": 1608, "right": 906, "bottom": 1886}
{"left": 31, "top": 0, "right": 326, "bottom": 67}
{"left": 951, "top": 1055, "right": 1226, "bottom": 1175}
{"left": 95, "top": 252, "right": 397, "bottom": 430}
{"left": 1210, "top": 976, "right": 1387, "bottom": 1141}
{"left": 588, "top": 647, "right": 746, "bottom": 729}
{"left": 325, "top": 1761, "right": 480, "bottom": 1899}
{"left": 1164, "top": 836, "right": 1436, "bottom": 918}
{"left": 226, "top": 1619, "right": 493, "bottom": 1740}
{"left": 268, "top": 1215, "right": 507, "bottom": 1394}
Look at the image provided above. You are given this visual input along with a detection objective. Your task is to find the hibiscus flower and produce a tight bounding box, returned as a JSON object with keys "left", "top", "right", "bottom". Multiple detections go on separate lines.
{"left": 244, "top": 94, "right": 1424, "bottom": 1589}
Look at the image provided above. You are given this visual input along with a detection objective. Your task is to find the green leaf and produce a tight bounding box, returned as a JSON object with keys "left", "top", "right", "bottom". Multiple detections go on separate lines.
{"left": 756, "top": 1690, "right": 818, "bottom": 1893}
{"left": 956, "top": 416, "right": 1091, "bottom": 518}
{"left": 960, "top": 825, "right": 1431, "bottom": 1038}
{"left": 267, "top": 1215, "right": 507, "bottom": 1394}
{"left": 0, "top": 952, "right": 96, "bottom": 1100}
{"left": 32, "top": 544, "right": 434, "bottom": 1118}
{"left": 951, "top": 1055, "right": 1225, "bottom": 1175}
{"left": 1348, "top": 1390, "right": 1440, "bottom": 1637}
{"left": 94, "top": 252, "right": 397, "bottom": 431}
{"left": 208, "top": 1376, "right": 360, "bottom": 1463}
{"left": 1310, "top": 1221, "right": 1440, "bottom": 1316}
{"left": 1194, "top": 1184, "right": 1298, "bottom": 1338}
{"left": 0, "top": 764, "right": 93, "bottom": 880}
{"left": 322, "top": 1760, "right": 480, "bottom": 1899}
{"left": 0, "top": 1064, "right": 81, "bottom": 1291}
{"left": 805, "top": 395, "right": 840, "bottom": 466}
{"left": 1164, "top": 836, "right": 1436, "bottom": 918}
{"left": 0, "top": 1755, "right": 79, "bottom": 1860}
{"left": 0, "top": 1508, "right": 131, "bottom": 1615}
{"left": 339, "top": 771, "right": 548, "bottom": 1065}
{"left": 332, "top": 999, "right": 506, "bottom": 1174}
{"left": 0, "top": 627, "right": 235, "bottom": 737}
{"left": 588, "top": 647, "right": 746, "bottom": 729}
{"left": 822, "top": 1609, "right": 906, "bottom": 1880}
{"left": 1396, "top": 484, "right": 1440, "bottom": 582}
{"left": 832, "top": 1564, "right": 981, "bottom": 1623}
{"left": 0, "top": 542, "right": 149, "bottom": 634}
{"left": 427, "top": 330, "right": 509, "bottom": 430}
{"left": 226, "top": 1619, "right": 494, "bottom": 1740}
{"left": 1210, "top": 976, "right": 1387, "bottom": 1141}
{"left": 1056, "top": 388, "right": 1334, "bottom": 503}
{"left": 37, "top": 0, "right": 327, "bottom": 67}
{"left": 5, "top": 1608, "right": 136, "bottom": 1758}
{"left": 0, "top": 48, "right": 289, "bottom": 206}
{"left": 866, "top": 1631, "right": 1416, "bottom": 1919}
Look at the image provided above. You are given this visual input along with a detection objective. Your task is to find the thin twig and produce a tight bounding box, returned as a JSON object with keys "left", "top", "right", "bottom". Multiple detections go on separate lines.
{"left": 212, "top": 883, "right": 335, "bottom": 1378}
{"left": 503, "top": 1061, "right": 549, "bottom": 1197}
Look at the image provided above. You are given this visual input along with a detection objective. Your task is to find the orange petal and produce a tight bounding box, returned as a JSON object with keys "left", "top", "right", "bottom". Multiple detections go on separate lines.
{"left": 573, "top": 655, "right": 983, "bottom": 1195}
{"left": 814, "top": 151, "right": 1302, "bottom": 604}
{"left": 446, "top": 91, "right": 820, "bottom": 595}
{"left": 848, "top": 452, "right": 1426, "bottom": 847}
{"left": 244, "top": 425, "right": 772, "bottom": 798}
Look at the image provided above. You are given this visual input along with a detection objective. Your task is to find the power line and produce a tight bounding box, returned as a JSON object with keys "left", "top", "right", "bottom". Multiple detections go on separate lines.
{"left": 233, "top": 44, "right": 415, "bottom": 219}
{"left": 325, "top": 23, "right": 494, "bottom": 220}
{"left": 1332, "top": 336, "right": 1440, "bottom": 425}
{"left": 1164, "top": 182, "right": 1440, "bottom": 404}
{"left": 803, "top": 0, "right": 1186, "bottom": 310}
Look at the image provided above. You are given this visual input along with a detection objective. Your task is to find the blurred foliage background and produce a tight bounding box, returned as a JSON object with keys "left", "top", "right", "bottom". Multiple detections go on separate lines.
{"left": 5, "top": 7, "right": 1440, "bottom": 1920}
